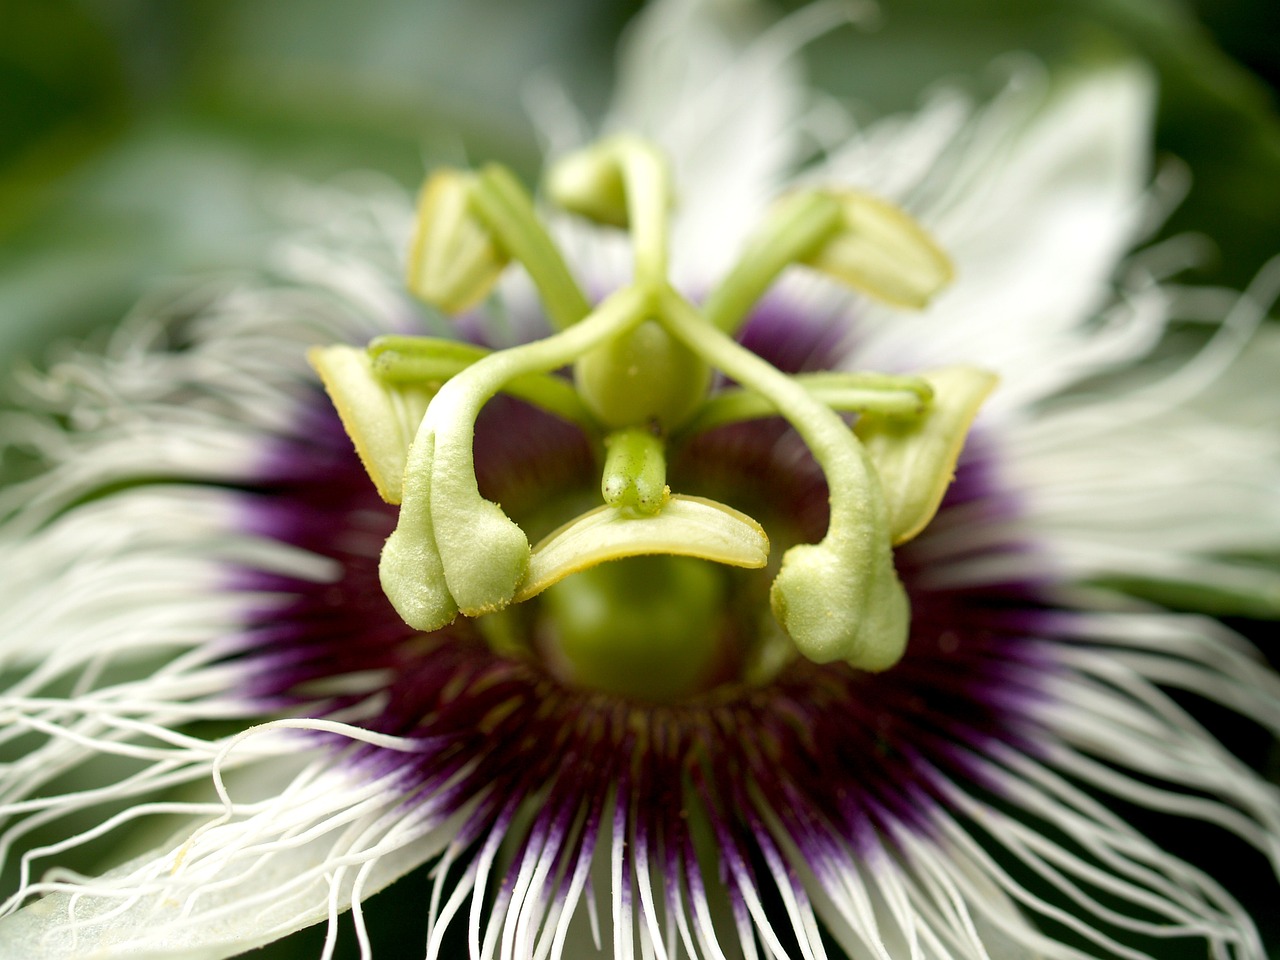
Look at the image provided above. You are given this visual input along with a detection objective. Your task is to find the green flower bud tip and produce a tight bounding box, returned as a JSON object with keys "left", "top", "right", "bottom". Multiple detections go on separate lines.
{"left": 769, "top": 543, "right": 910, "bottom": 673}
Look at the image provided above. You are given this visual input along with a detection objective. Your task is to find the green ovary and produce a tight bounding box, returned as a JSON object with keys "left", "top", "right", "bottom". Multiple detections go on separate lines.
{"left": 536, "top": 555, "right": 728, "bottom": 701}
{"left": 574, "top": 319, "right": 711, "bottom": 430}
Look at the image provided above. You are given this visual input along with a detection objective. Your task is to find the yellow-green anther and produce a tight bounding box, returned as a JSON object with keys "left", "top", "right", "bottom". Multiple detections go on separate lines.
{"left": 369, "top": 336, "right": 597, "bottom": 434}
{"left": 547, "top": 136, "right": 674, "bottom": 287}
{"left": 405, "top": 169, "right": 508, "bottom": 313}
{"left": 857, "top": 365, "right": 998, "bottom": 544}
{"left": 394, "top": 286, "right": 650, "bottom": 620}
{"left": 657, "top": 289, "right": 910, "bottom": 672}
{"left": 378, "top": 434, "right": 459, "bottom": 630}
{"left": 803, "top": 190, "right": 954, "bottom": 309}
{"left": 307, "top": 345, "right": 436, "bottom": 504}
{"left": 467, "top": 165, "right": 592, "bottom": 331}
{"left": 677, "top": 371, "right": 934, "bottom": 439}
{"left": 702, "top": 191, "right": 844, "bottom": 334}
{"left": 601, "top": 426, "right": 669, "bottom": 515}
{"left": 516, "top": 495, "right": 768, "bottom": 603}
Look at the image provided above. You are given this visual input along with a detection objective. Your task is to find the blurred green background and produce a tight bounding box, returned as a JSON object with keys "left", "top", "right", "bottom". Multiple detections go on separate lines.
{"left": 1, "top": 0, "right": 1277, "bottom": 956}
{"left": 1, "top": 0, "right": 1278, "bottom": 366}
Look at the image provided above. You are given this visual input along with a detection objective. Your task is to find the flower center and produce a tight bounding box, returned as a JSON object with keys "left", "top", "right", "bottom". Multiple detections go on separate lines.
{"left": 310, "top": 135, "right": 996, "bottom": 688}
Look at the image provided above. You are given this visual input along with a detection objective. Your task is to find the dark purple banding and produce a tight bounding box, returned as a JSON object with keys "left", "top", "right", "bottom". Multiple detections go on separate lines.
{"left": 230, "top": 308, "right": 1057, "bottom": 946}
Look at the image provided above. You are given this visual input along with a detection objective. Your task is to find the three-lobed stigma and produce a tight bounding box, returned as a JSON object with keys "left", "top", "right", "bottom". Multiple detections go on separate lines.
{"left": 310, "top": 134, "right": 994, "bottom": 682}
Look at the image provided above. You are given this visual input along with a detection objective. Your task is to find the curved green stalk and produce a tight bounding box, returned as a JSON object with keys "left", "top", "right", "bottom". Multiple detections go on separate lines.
{"left": 368, "top": 337, "right": 598, "bottom": 434}
{"left": 657, "top": 288, "right": 909, "bottom": 671}
{"left": 411, "top": 286, "right": 651, "bottom": 616}
{"left": 701, "top": 192, "right": 843, "bottom": 334}
{"left": 470, "top": 165, "right": 592, "bottom": 330}
{"left": 616, "top": 138, "right": 672, "bottom": 288}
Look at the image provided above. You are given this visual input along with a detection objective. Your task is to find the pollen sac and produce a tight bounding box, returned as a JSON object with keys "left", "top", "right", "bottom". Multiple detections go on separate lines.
{"left": 406, "top": 169, "right": 509, "bottom": 313}
{"left": 804, "top": 191, "right": 954, "bottom": 308}
{"left": 857, "top": 366, "right": 998, "bottom": 544}
{"left": 307, "top": 345, "right": 434, "bottom": 504}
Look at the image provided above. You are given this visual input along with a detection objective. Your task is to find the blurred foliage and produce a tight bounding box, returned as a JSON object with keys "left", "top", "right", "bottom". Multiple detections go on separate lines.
{"left": 0, "top": 0, "right": 632, "bottom": 361}
{"left": 1, "top": 0, "right": 1277, "bottom": 365}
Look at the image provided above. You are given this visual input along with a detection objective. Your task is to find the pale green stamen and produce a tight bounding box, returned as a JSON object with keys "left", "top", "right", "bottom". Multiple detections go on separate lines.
{"left": 404, "top": 170, "right": 508, "bottom": 314}
{"left": 803, "top": 190, "right": 955, "bottom": 308}
{"left": 467, "top": 166, "right": 592, "bottom": 331}
{"left": 316, "top": 135, "right": 987, "bottom": 687}
{"left": 858, "top": 366, "right": 998, "bottom": 544}
{"left": 546, "top": 134, "right": 674, "bottom": 286}
{"left": 658, "top": 289, "right": 909, "bottom": 671}
{"left": 615, "top": 138, "right": 673, "bottom": 287}
{"left": 308, "top": 344, "right": 435, "bottom": 504}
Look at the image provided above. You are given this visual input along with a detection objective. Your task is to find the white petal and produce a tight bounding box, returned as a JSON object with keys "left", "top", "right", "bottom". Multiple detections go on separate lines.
{"left": 0, "top": 485, "right": 332, "bottom": 674}
{"left": 0, "top": 731, "right": 449, "bottom": 960}
{"left": 1009, "top": 308, "right": 1280, "bottom": 603}
{"left": 846, "top": 64, "right": 1159, "bottom": 409}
